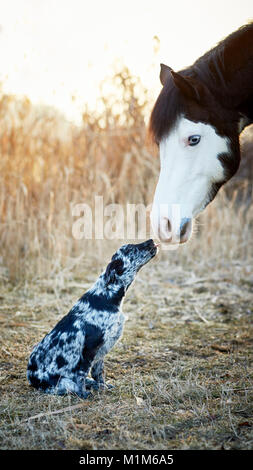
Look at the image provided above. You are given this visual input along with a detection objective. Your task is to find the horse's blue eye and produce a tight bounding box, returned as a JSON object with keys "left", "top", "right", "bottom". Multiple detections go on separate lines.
{"left": 188, "top": 135, "right": 201, "bottom": 146}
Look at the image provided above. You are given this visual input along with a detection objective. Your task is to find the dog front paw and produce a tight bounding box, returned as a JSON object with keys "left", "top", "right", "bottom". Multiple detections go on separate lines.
{"left": 98, "top": 382, "right": 114, "bottom": 390}
{"left": 85, "top": 378, "right": 98, "bottom": 390}
{"left": 85, "top": 378, "right": 114, "bottom": 391}
{"left": 80, "top": 390, "right": 91, "bottom": 399}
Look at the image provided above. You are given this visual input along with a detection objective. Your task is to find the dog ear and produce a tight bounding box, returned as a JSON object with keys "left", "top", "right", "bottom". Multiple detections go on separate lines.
{"left": 105, "top": 259, "right": 124, "bottom": 286}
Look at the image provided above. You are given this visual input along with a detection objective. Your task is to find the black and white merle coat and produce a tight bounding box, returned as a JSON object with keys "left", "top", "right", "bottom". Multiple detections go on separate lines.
{"left": 27, "top": 240, "right": 157, "bottom": 399}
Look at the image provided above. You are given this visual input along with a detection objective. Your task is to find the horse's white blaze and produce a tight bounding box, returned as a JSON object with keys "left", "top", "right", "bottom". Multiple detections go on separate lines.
{"left": 151, "top": 117, "right": 229, "bottom": 243}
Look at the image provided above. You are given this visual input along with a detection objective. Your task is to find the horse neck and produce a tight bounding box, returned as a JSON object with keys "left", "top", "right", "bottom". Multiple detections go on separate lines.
{"left": 193, "top": 24, "right": 253, "bottom": 115}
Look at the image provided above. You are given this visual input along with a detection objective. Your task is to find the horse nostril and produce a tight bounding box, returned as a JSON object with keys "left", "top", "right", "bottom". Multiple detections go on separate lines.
{"left": 180, "top": 221, "right": 188, "bottom": 237}
{"left": 157, "top": 217, "right": 172, "bottom": 242}
{"left": 167, "top": 219, "right": 171, "bottom": 234}
{"left": 180, "top": 218, "right": 192, "bottom": 242}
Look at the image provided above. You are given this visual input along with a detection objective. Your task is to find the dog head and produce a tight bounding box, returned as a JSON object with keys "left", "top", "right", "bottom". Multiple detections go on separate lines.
{"left": 104, "top": 239, "right": 158, "bottom": 293}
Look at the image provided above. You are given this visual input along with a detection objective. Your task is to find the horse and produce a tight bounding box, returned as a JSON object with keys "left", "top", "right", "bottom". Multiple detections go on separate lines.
{"left": 149, "top": 22, "right": 253, "bottom": 244}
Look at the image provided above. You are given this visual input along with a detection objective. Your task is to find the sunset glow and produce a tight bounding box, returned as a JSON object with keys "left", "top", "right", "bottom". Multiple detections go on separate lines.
{"left": 0, "top": 0, "right": 252, "bottom": 123}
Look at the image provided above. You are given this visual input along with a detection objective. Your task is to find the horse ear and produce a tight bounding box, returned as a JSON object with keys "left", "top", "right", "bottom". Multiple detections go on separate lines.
{"left": 170, "top": 70, "right": 202, "bottom": 102}
{"left": 160, "top": 63, "right": 173, "bottom": 86}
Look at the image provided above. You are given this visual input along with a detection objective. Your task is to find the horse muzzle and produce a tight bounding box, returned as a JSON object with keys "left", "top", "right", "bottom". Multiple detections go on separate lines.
{"left": 151, "top": 210, "right": 193, "bottom": 245}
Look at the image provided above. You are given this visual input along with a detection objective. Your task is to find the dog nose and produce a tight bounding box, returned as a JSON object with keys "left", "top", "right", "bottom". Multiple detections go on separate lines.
{"left": 140, "top": 239, "right": 156, "bottom": 250}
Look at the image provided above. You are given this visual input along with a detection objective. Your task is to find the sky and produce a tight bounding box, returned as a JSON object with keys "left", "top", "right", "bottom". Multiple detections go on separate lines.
{"left": 0, "top": 0, "right": 252, "bottom": 124}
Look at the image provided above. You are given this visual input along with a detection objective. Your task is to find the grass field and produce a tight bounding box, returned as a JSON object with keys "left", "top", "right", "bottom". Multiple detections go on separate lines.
{"left": 0, "top": 70, "right": 252, "bottom": 449}
{"left": 0, "top": 242, "right": 252, "bottom": 450}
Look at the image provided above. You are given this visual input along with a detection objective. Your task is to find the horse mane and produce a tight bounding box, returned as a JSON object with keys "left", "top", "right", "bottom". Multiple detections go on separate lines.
{"left": 193, "top": 22, "right": 253, "bottom": 95}
{"left": 149, "top": 22, "right": 253, "bottom": 143}
{"left": 148, "top": 75, "right": 184, "bottom": 144}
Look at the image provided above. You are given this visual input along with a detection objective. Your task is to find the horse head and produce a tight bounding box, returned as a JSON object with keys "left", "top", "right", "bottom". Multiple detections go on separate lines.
{"left": 150, "top": 63, "right": 242, "bottom": 244}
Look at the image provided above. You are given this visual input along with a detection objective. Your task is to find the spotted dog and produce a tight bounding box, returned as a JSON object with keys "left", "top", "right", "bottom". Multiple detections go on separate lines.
{"left": 27, "top": 239, "right": 158, "bottom": 398}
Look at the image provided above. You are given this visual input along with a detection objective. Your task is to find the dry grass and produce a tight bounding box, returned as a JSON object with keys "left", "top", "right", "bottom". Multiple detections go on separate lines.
{"left": 0, "top": 67, "right": 252, "bottom": 449}
{"left": 0, "top": 252, "right": 252, "bottom": 450}
{"left": 0, "top": 66, "right": 158, "bottom": 281}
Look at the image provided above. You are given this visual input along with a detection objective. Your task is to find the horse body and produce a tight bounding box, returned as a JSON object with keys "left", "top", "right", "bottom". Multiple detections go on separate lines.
{"left": 150, "top": 23, "right": 253, "bottom": 244}
{"left": 194, "top": 24, "right": 253, "bottom": 116}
